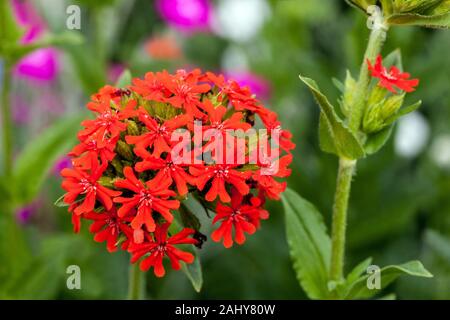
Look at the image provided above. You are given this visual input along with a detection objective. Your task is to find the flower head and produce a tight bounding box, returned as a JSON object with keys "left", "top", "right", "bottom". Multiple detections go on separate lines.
{"left": 368, "top": 55, "right": 419, "bottom": 93}
{"left": 59, "top": 68, "right": 293, "bottom": 276}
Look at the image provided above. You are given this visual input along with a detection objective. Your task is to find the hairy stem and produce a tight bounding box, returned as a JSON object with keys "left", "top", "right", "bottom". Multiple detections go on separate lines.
{"left": 329, "top": 158, "right": 356, "bottom": 283}
{"left": 128, "top": 263, "right": 146, "bottom": 300}
{"left": 348, "top": 25, "right": 388, "bottom": 133}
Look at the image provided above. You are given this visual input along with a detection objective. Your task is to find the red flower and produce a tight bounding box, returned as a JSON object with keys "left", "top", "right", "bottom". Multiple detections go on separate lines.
{"left": 211, "top": 190, "right": 262, "bottom": 248}
{"left": 134, "top": 148, "right": 195, "bottom": 196}
{"left": 368, "top": 55, "right": 419, "bottom": 93}
{"left": 161, "top": 69, "right": 211, "bottom": 118}
{"left": 204, "top": 72, "right": 262, "bottom": 113}
{"left": 113, "top": 167, "right": 179, "bottom": 243}
{"left": 78, "top": 98, "right": 137, "bottom": 145}
{"left": 125, "top": 107, "right": 188, "bottom": 157}
{"left": 189, "top": 164, "right": 251, "bottom": 202}
{"left": 128, "top": 223, "right": 197, "bottom": 277}
{"left": 84, "top": 206, "right": 134, "bottom": 252}
{"left": 260, "top": 111, "right": 295, "bottom": 153}
{"left": 69, "top": 132, "right": 118, "bottom": 169}
{"left": 131, "top": 71, "right": 170, "bottom": 102}
{"left": 61, "top": 155, "right": 121, "bottom": 215}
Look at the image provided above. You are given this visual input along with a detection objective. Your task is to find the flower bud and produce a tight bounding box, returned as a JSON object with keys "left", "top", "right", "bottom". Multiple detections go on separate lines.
{"left": 363, "top": 93, "right": 405, "bottom": 133}
{"left": 127, "top": 120, "right": 140, "bottom": 136}
{"left": 116, "top": 140, "right": 134, "bottom": 160}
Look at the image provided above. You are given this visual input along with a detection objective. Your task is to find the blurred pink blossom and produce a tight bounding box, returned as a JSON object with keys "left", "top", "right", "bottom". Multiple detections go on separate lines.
{"left": 16, "top": 202, "right": 39, "bottom": 224}
{"left": 108, "top": 63, "right": 126, "bottom": 84}
{"left": 155, "top": 0, "right": 212, "bottom": 33}
{"left": 11, "top": 0, "right": 59, "bottom": 81}
{"left": 53, "top": 156, "right": 72, "bottom": 176}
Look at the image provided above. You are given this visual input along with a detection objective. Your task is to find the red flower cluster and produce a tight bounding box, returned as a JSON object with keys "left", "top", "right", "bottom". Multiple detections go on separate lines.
{"left": 60, "top": 69, "right": 294, "bottom": 277}
{"left": 368, "top": 55, "right": 419, "bottom": 93}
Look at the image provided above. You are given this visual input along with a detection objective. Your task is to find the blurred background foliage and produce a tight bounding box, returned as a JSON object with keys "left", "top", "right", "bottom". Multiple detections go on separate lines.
{"left": 0, "top": 0, "right": 449, "bottom": 299}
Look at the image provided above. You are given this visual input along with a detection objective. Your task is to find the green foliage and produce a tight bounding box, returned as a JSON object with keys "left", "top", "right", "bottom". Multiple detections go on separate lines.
{"left": 282, "top": 188, "right": 331, "bottom": 299}
{"left": 344, "top": 261, "right": 433, "bottom": 299}
{"left": 170, "top": 211, "right": 204, "bottom": 293}
{"left": 12, "top": 114, "right": 84, "bottom": 206}
{"left": 115, "top": 69, "right": 132, "bottom": 88}
{"left": 387, "top": 12, "right": 450, "bottom": 28}
{"left": 0, "top": 0, "right": 24, "bottom": 60}
{"left": 299, "top": 76, "right": 365, "bottom": 160}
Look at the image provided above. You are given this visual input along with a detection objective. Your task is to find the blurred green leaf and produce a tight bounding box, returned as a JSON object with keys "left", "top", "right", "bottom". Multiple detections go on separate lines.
{"left": 115, "top": 69, "right": 132, "bottom": 88}
{"left": 12, "top": 114, "right": 84, "bottom": 206}
{"left": 300, "top": 75, "right": 365, "bottom": 159}
{"left": 425, "top": 230, "right": 450, "bottom": 263}
{"left": 10, "top": 31, "right": 84, "bottom": 64}
{"left": 345, "top": 0, "right": 376, "bottom": 13}
{"left": 345, "top": 260, "right": 433, "bottom": 299}
{"left": 387, "top": 12, "right": 450, "bottom": 28}
{"left": 0, "top": 0, "right": 24, "bottom": 58}
{"left": 282, "top": 188, "right": 331, "bottom": 299}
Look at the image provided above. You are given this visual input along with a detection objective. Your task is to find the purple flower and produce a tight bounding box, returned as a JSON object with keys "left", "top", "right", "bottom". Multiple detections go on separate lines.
{"left": 108, "top": 63, "right": 126, "bottom": 84}
{"left": 53, "top": 156, "right": 72, "bottom": 176}
{"left": 16, "top": 202, "right": 38, "bottom": 224}
{"left": 225, "top": 71, "right": 271, "bottom": 101}
{"left": 155, "top": 0, "right": 212, "bottom": 32}
{"left": 11, "top": 0, "right": 59, "bottom": 81}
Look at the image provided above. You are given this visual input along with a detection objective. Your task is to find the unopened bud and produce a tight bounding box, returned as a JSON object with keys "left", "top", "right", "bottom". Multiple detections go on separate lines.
{"left": 127, "top": 120, "right": 140, "bottom": 136}
{"left": 116, "top": 140, "right": 134, "bottom": 160}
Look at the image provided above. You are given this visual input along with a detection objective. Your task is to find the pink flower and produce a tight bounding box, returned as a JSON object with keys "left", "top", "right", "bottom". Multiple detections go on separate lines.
{"left": 155, "top": 0, "right": 212, "bottom": 33}
{"left": 11, "top": 0, "right": 59, "bottom": 81}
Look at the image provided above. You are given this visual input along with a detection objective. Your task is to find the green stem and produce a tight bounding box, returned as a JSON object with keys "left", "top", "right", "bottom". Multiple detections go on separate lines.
{"left": 1, "top": 61, "right": 12, "bottom": 176}
{"left": 348, "top": 25, "right": 388, "bottom": 133}
{"left": 127, "top": 263, "right": 146, "bottom": 300}
{"left": 329, "top": 158, "right": 356, "bottom": 283}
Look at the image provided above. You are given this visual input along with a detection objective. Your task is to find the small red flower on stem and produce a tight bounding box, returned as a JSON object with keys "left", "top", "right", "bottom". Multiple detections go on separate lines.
{"left": 367, "top": 55, "right": 419, "bottom": 93}
{"left": 113, "top": 167, "right": 179, "bottom": 243}
{"left": 84, "top": 206, "right": 134, "bottom": 252}
{"left": 211, "top": 190, "right": 265, "bottom": 248}
{"left": 128, "top": 223, "right": 197, "bottom": 277}
{"left": 189, "top": 164, "right": 251, "bottom": 203}
{"left": 61, "top": 155, "right": 121, "bottom": 215}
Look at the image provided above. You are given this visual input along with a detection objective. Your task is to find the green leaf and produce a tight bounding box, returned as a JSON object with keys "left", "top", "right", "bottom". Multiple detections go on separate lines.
{"left": 0, "top": 0, "right": 24, "bottom": 54}
{"left": 387, "top": 12, "right": 450, "bottom": 28}
{"left": 393, "top": 100, "right": 422, "bottom": 120}
{"left": 300, "top": 75, "right": 365, "bottom": 159}
{"left": 344, "top": 0, "right": 377, "bottom": 13}
{"left": 181, "top": 249, "right": 203, "bottom": 293}
{"left": 282, "top": 188, "right": 331, "bottom": 299}
{"left": 169, "top": 215, "right": 203, "bottom": 292}
{"left": 332, "top": 77, "right": 344, "bottom": 93}
{"left": 115, "top": 69, "right": 132, "bottom": 88}
{"left": 345, "top": 260, "right": 433, "bottom": 299}
{"left": 364, "top": 126, "right": 393, "bottom": 154}
{"left": 12, "top": 114, "right": 85, "bottom": 206}
{"left": 346, "top": 257, "right": 373, "bottom": 285}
